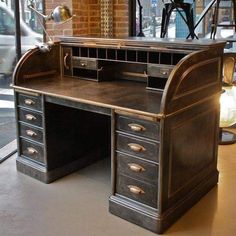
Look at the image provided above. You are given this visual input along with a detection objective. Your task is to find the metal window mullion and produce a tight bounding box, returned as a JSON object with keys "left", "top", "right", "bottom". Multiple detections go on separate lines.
{"left": 14, "top": 0, "right": 21, "bottom": 62}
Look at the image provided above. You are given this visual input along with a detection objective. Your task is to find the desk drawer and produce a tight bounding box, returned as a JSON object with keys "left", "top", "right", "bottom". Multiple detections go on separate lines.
{"left": 117, "top": 153, "right": 158, "bottom": 184}
{"left": 116, "top": 174, "right": 157, "bottom": 208}
{"left": 73, "top": 57, "right": 98, "bottom": 70}
{"left": 18, "top": 93, "right": 42, "bottom": 111}
{"left": 117, "top": 133, "right": 159, "bottom": 163}
{"left": 19, "top": 123, "right": 43, "bottom": 144}
{"left": 18, "top": 109, "right": 43, "bottom": 127}
{"left": 147, "top": 64, "right": 173, "bottom": 78}
{"left": 20, "top": 139, "right": 45, "bottom": 164}
{"left": 116, "top": 115, "right": 159, "bottom": 140}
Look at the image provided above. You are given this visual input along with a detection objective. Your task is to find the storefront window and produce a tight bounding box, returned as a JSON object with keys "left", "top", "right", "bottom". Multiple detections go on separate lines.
{"left": 0, "top": 0, "right": 42, "bottom": 151}
{"left": 134, "top": 0, "right": 235, "bottom": 50}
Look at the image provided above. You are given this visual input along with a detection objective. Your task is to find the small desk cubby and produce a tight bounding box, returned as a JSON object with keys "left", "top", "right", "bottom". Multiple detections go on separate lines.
{"left": 12, "top": 37, "right": 225, "bottom": 234}
{"left": 61, "top": 40, "right": 191, "bottom": 90}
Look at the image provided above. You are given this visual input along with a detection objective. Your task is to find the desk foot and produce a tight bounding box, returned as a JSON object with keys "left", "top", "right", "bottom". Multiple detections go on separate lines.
{"left": 16, "top": 157, "right": 87, "bottom": 183}
{"left": 16, "top": 149, "right": 107, "bottom": 183}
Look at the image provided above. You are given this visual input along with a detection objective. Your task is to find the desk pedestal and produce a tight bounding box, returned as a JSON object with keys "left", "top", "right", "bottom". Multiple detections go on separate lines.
{"left": 109, "top": 170, "right": 218, "bottom": 234}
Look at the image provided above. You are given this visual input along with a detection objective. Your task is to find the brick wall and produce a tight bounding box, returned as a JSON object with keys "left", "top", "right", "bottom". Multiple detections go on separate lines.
{"left": 113, "top": 0, "right": 129, "bottom": 37}
{"left": 45, "top": 0, "right": 129, "bottom": 39}
{"left": 87, "top": 0, "right": 101, "bottom": 36}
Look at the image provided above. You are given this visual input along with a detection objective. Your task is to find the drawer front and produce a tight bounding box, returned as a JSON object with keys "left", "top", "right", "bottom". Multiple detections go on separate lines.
{"left": 116, "top": 174, "right": 157, "bottom": 208}
{"left": 117, "top": 153, "right": 158, "bottom": 184}
{"left": 116, "top": 115, "right": 159, "bottom": 140}
{"left": 20, "top": 139, "right": 45, "bottom": 164}
{"left": 18, "top": 93, "right": 42, "bottom": 111}
{"left": 73, "top": 57, "right": 98, "bottom": 70}
{"left": 147, "top": 64, "right": 173, "bottom": 78}
{"left": 18, "top": 109, "right": 43, "bottom": 127}
{"left": 117, "top": 133, "right": 159, "bottom": 162}
{"left": 19, "top": 123, "right": 43, "bottom": 144}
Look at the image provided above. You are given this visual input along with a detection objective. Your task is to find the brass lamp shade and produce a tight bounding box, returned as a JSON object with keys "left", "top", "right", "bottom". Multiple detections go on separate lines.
{"left": 50, "top": 6, "right": 73, "bottom": 23}
{"left": 27, "top": 3, "right": 73, "bottom": 52}
{"left": 28, "top": 3, "right": 73, "bottom": 23}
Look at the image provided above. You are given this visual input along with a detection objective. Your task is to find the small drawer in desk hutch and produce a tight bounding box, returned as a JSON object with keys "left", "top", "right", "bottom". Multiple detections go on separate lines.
{"left": 73, "top": 57, "right": 98, "bottom": 70}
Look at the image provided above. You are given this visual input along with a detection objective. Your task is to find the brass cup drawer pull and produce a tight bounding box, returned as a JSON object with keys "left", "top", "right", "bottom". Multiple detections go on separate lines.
{"left": 128, "top": 185, "right": 145, "bottom": 195}
{"left": 128, "top": 163, "right": 145, "bottom": 173}
{"left": 26, "top": 130, "right": 37, "bottom": 137}
{"left": 27, "top": 147, "right": 38, "bottom": 155}
{"left": 128, "top": 123, "right": 146, "bottom": 132}
{"left": 128, "top": 143, "right": 146, "bottom": 152}
{"left": 25, "top": 114, "right": 37, "bottom": 121}
{"left": 24, "top": 99, "right": 35, "bottom": 106}
{"left": 160, "top": 70, "right": 168, "bottom": 75}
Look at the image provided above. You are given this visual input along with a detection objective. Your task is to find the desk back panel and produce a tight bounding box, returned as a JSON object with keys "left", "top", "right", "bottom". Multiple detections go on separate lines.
{"left": 44, "top": 102, "right": 111, "bottom": 171}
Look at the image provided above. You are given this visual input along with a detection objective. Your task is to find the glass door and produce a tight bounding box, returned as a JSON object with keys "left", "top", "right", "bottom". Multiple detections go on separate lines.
{"left": 0, "top": 1, "right": 17, "bottom": 152}
{"left": 0, "top": 0, "right": 42, "bottom": 161}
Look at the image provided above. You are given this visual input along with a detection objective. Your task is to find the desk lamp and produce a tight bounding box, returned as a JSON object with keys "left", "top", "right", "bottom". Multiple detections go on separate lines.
{"left": 219, "top": 54, "right": 236, "bottom": 144}
{"left": 27, "top": 0, "right": 73, "bottom": 52}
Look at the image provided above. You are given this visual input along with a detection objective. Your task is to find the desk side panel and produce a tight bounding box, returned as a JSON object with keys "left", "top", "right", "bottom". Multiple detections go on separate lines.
{"left": 161, "top": 47, "right": 224, "bottom": 115}
{"left": 160, "top": 97, "right": 220, "bottom": 213}
{"left": 13, "top": 44, "right": 61, "bottom": 86}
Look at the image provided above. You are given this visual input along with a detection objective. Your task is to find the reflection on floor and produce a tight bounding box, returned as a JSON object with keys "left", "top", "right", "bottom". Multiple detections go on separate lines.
{"left": 0, "top": 138, "right": 236, "bottom": 236}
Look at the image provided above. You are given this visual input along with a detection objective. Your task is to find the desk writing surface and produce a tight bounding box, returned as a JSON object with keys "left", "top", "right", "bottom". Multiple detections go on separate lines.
{"left": 16, "top": 76, "right": 163, "bottom": 117}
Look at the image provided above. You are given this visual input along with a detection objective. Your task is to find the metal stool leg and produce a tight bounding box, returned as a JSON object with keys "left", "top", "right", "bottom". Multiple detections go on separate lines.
{"left": 182, "top": 4, "right": 195, "bottom": 39}
{"left": 210, "top": 0, "right": 221, "bottom": 39}
{"left": 161, "top": 7, "right": 167, "bottom": 37}
{"left": 160, "top": 4, "right": 175, "bottom": 38}
{"left": 161, "top": 1, "right": 197, "bottom": 39}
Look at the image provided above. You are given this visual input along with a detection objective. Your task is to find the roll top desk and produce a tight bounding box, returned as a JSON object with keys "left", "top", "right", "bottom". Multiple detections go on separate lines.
{"left": 12, "top": 37, "right": 225, "bottom": 234}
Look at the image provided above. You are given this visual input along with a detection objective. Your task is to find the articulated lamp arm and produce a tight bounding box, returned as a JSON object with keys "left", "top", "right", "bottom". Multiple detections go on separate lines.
{"left": 27, "top": 0, "right": 74, "bottom": 52}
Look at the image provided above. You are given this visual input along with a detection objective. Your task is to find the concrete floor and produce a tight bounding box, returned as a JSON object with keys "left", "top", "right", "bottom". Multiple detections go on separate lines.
{"left": 0, "top": 141, "right": 236, "bottom": 236}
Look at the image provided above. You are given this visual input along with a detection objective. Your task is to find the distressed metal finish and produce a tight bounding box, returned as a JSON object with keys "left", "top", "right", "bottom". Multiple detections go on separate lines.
{"left": 12, "top": 37, "right": 225, "bottom": 234}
